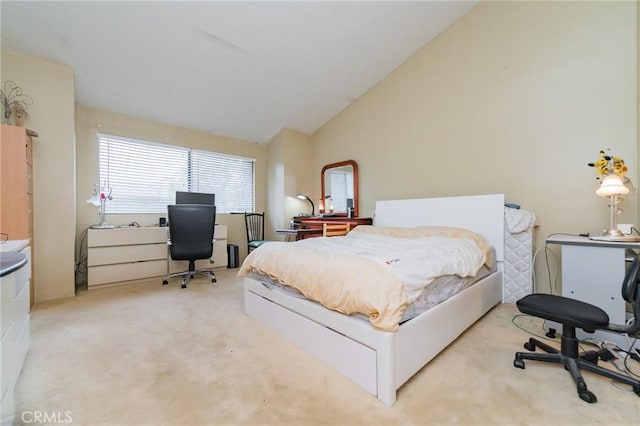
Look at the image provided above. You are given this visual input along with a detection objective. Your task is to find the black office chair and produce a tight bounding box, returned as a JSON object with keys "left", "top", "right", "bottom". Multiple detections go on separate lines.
{"left": 162, "top": 204, "right": 217, "bottom": 288}
{"left": 514, "top": 253, "right": 640, "bottom": 403}
{"left": 244, "top": 212, "right": 268, "bottom": 253}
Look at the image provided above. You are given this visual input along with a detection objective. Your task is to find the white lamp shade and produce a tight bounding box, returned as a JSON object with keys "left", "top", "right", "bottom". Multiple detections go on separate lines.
{"left": 86, "top": 194, "right": 101, "bottom": 207}
{"left": 595, "top": 174, "right": 630, "bottom": 197}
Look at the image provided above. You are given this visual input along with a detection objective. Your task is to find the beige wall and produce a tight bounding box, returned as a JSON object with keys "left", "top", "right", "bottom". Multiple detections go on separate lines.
{"left": 266, "top": 130, "right": 286, "bottom": 242}
{"left": 283, "top": 129, "right": 313, "bottom": 224}
{"left": 75, "top": 106, "right": 266, "bottom": 284}
{"left": 266, "top": 128, "right": 313, "bottom": 241}
{"left": 1, "top": 51, "right": 76, "bottom": 301}
{"left": 312, "top": 1, "right": 638, "bottom": 292}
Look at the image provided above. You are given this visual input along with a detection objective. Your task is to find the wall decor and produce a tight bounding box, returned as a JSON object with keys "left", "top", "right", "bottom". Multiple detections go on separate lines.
{"left": 0, "top": 81, "right": 33, "bottom": 126}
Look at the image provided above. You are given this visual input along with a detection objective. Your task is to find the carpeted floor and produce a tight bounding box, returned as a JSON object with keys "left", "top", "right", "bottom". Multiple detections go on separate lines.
{"left": 14, "top": 269, "right": 640, "bottom": 425}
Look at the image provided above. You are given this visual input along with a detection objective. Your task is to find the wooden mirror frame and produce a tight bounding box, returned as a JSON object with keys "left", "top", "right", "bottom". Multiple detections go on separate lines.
{"left": 321, "top": 160, "right": 359, "bottom": 217}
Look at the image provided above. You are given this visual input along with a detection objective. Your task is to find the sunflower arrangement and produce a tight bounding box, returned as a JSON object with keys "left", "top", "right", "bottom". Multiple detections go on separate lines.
{"left": 587, "top": 150, "right": 627, "bottom": 180}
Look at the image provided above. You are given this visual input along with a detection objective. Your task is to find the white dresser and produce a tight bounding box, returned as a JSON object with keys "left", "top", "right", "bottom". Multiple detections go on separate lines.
{"left": 87, "top": 225, "right": 228, "bottom": 288}
{"left": 87, "top": 227, "right": 168, "bottom": 288}
{"left": 0, "top": 240, "right": 31, "bottom": 425}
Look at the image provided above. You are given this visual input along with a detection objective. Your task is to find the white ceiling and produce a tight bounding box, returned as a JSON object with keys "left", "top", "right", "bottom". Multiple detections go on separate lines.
{"left": 1, "top": 1, "right": 477, "bottom": 143}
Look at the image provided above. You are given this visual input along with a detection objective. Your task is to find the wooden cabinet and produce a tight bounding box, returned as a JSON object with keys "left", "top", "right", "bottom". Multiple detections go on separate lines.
{"left": 1, "top": 125, "right": 37, "bottom": 306}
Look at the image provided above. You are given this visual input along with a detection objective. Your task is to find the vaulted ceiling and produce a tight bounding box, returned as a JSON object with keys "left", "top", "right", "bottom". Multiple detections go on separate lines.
{"left": 1, "top": 1, "right": 477, "bottom": 143}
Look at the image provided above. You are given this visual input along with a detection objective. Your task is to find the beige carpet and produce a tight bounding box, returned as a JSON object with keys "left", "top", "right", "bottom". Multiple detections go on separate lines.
{"left": 15, "top": 269, "right": 640, "bottom": 425}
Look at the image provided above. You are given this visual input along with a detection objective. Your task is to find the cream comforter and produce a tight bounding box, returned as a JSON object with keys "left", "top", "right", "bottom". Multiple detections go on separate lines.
{"left": 238, "top": 225, "right": 492, "bottom": 331}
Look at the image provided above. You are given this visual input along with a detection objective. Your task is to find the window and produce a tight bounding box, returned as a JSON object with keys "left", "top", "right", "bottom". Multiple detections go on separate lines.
{"left": 98, "top": 133, "right": 255, "bottom": 214}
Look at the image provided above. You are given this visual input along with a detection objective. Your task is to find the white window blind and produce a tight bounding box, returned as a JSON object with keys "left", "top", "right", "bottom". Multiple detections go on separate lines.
{"left": 98, "top": 133, "right": 255, "bottom": 214}
{"left": 190, "top": 150, "right": 255, "bottom": 214}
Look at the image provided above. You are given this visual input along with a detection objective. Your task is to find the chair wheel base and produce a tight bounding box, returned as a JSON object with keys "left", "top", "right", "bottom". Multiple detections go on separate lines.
{"left": 579, "top": 390, "right": 597, "bottom": 403}
{"left": 524, "top": 341, "right": 535, "bottom": 351}
{"left": 212, "top": 278, "right": 217, "bottom": 283}
{"left": 514, "top": 358, "right": 525, "bottom": 369}
{"left": 162, "top": 279, "right": 168, "bottom": 285}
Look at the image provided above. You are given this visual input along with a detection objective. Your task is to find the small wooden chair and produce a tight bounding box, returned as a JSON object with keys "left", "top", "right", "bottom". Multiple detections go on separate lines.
{"left": 323, "top": 222, "right": 350, "bottom": 237}
{"left": 244, "top": 212, "right": 268, "bottom": 253}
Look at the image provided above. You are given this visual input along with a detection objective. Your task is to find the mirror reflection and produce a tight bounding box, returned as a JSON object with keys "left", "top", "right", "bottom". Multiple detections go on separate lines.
{"left": 321, "top": 160, "right": 358, "bottom": 217}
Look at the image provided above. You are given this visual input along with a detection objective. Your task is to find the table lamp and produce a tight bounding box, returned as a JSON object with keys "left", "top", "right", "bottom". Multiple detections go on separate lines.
{"left": 591, "top": 174, "right": 639, "bottom": 241}
{"left": 296, "top": 193, "right": 315, "bottom": 217}
{"left": 86, "top": 184, "right": 114, "bottom": 229}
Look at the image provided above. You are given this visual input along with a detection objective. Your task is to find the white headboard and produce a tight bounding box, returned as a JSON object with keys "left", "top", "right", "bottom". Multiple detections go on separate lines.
{"left": 375, "top": 194, "right": 505, "bottom": 262}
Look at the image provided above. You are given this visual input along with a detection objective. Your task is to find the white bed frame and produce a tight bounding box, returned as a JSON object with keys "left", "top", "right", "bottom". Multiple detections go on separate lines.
{"left": 244, "top": 194, "right": 505, "bottom": 405}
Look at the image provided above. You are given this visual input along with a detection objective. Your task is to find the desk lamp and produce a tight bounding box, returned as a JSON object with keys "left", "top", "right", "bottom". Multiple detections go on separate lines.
{"left": 296, "top": 193, "right": 315, "bottom": 217}
{"left": 86, "top": 184, "right": 114, "bottom": 229}
{"left": 591, "top": 174, "right": 639, "bottom": 241}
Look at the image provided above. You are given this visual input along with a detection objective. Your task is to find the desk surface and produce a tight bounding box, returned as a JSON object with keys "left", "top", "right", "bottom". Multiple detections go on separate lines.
{"left": 276, "top": 228, "right": 322, "bottom": 238}
{"left": 546, "top": 234, "right": 640, "bottom": 249}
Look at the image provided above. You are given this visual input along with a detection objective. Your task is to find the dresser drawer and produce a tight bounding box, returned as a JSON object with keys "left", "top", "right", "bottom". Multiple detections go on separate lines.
{"left": 14, "top": 316, "right": 29, "bottom": 378}
{"left": 88, "top": 227, "right": 167, "bottom": 247}
{"left": 1, "top": 323, "right": 17, "bottom": 403}
{"left": 1, "top": 273, "right": 16, "bottom": 339}
{"left": 213, "top": 240, "right": 227, "bottom": 267}
{"left": 214, "top": 224, "right": 227, "bottom": 239}
{"left": 88, "top": 243, "right": 167, "bottom": 266}
{"left": 88, "top": 259, "right": 167, "bottom": 287}
{"left": 13, "top": 279, "right": 29, "bottom": 329}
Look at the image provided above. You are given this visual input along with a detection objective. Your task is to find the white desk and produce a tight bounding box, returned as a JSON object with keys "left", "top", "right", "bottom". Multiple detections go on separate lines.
{"left": 546, "top": 235, "right": 639, "bottom": 349}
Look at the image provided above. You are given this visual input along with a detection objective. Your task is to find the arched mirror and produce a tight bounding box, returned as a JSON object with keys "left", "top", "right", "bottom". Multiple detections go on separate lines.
{"left": 321, "top": 160, "right": 359, "bottom": 217}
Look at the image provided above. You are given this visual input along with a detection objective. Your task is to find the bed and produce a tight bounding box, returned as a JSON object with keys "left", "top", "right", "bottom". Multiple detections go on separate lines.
{"left": 242, "top": 194, "right": 505, "bottom": 405}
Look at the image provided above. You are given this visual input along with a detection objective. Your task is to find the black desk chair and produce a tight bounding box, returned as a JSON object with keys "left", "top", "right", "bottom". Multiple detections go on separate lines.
{"left": 162, "top": 204, "right": 217, "bottom": 289}
{"left": 244, "top": 212, "right": 268, "bottom": 253}
{"left": 514, "top": 253, "right": 640, "bottom": 403}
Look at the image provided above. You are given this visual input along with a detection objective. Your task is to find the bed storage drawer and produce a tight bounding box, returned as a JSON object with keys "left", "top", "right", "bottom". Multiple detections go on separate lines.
{"left": 245, "top": 289, "right": 377, "bottom": 394}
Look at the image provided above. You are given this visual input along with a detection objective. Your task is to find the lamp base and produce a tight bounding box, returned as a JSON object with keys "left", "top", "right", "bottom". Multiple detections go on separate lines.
{"left": 602, "top": 228, "right": 624, "bottom": 237}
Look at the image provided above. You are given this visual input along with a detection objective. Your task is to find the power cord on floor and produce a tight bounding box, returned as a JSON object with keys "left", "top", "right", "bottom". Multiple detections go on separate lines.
{"left": 602, "top": 339, "right": 640, "bottom": 393}
{"left": 511, "top": 314, "right": 617, "bottom": 354}
{"left": 511, "top": 314, "right": 560, "bottom": 344}
{"left": 75, "top": 227, "right": 89, "bottom": 283}
{"left": 513, "top": 314, "right": 640, "bottom": 397}
{"left": 620, "top": 339, "right": 640, "bottom": 378}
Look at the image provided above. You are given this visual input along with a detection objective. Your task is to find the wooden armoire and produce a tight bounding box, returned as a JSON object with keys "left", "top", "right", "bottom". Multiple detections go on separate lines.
{"left": 1, "top": 124, "right": 37, "bottom": 306}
